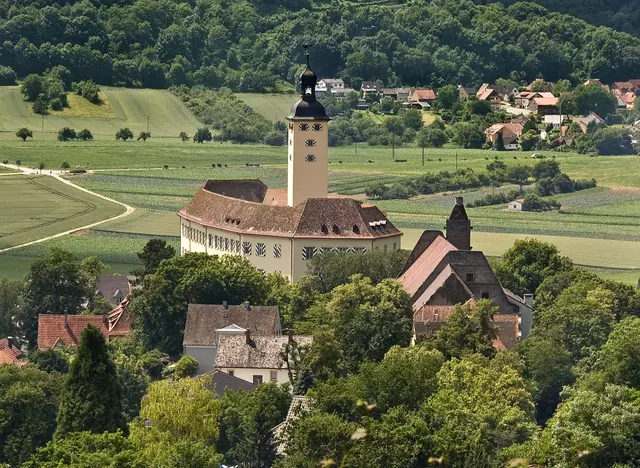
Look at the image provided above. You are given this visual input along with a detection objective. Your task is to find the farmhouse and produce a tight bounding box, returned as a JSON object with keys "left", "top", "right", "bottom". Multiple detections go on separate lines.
{"left": 516, "top": 91, "right": 555, "bottom": 109}
{"left": 544, "top": 114, "right": 565, "bottom": 129}
{"left": 214, "top": 333, "right": 312, "bottom": 385}
{"left": 508, "top": 199, "right": 524, "bottom": 211}
{"left": 458, "top": 85, "right": 477, "bottom": 100}
{"left": 381, "top": 87, "right": 412, "bottom": 101}
{"left": 409, "top": 88, "right": 437, "bottom": 108}
{"left": 183, "top": 302, "right": 281, "bottom": 374}
{"left": 399, "top": 198, "right": 533, "bottom": 338}
{"left": 179, "top": 54, "right": 402, "bottom": 282}
{"left": 528, "top": 97, "right": 559, "bottom": 115}
{"left": 476, "top": 85, "right": 502, "bottom": 110}
{"left": 485, "top": 122, "right": 524, "bottom": 150}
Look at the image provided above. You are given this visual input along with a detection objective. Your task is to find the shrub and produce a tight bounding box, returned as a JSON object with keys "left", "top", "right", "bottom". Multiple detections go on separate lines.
{"left": 2, "top": 160, "right": 8, "bottom": 165}
{"left": 193, "top": 127, "right": 213, "bottom": 143}
{"left": 0, "top": 65, "right": 17, "bottom": 85}
{"left": 50, "top": 98, "right": 63, "bottom": 111}
{"left": 61, "top": 162, "right": 70, "bottom": 169}
{"left": 73, "top": 80, "right": 100, "bottom": 104}
{"left": 137, "top": 131, "right": 151, "bottom": 141}
{"left": 522, "top": 193, "right": 560, "bottom": 211}
{"left": 78, "top": 129, "right": 93, "bottom": 141}
{"left": 173, "top": 355, "right": 199, "bottom": 379}
{"left": 264, "top": 130, "right": 285, "bottom": 146}
{"left": 69, "top": 169, "right": 87, "bottom": 174}
{"left": 57, "top": 127, "right": 77, "bottom": 141}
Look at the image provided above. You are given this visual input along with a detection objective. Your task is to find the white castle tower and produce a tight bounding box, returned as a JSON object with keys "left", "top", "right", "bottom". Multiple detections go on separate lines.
{"left": 286, "top": 48, "right": 330, "bottom": 207}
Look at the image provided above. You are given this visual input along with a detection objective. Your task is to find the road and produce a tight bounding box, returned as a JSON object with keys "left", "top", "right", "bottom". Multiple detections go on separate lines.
{"left": 0, "top": 164, "right": 135, "bottom": 254}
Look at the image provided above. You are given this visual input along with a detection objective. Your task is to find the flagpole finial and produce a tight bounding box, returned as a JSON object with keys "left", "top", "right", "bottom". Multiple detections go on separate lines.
{"left": 303, "top": 44, "right": 310, "bottom": 66}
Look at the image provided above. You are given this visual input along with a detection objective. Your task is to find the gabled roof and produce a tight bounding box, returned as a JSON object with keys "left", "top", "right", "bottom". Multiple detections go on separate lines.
{"left": 214, "top": 335, "right": 312, "bottom": 369}
{"left": 0, "top": 338, "right": 26, "bottom": 366}
{"left": 38, "top": 315, "right": 109, "bottom": 350}
{"left": 613, "top": 81, "right": 634, "bottom": 90}
{"left": 95, "top": 275, "right": 131, "bottom": 307}
{"left": 179, "top": 180, "right": 401, "bottom": 239}
{"left": 493, "top": 314, "right": 520, "bottom": 349}
{"left": 478, "top": 88, "right": 499, "bottom": 101}
{"left": 412, "top": 264, "right": 474, "bottom": 309}
{"left": 183, "top": 304, "right": 280, "bottom": 347}
{"left": 532, "top": 97, "right": 559, "bottom": 106}
{"left": 318, "top": 78, "right": 344, "bottom": 86}
{"left": 108, "top": 299, "right": 132, "bottom": 337}
{"left": 398, "top": 234, "right": 458, "bottom": 299}
{"left": 411, "top": 89, "right": 437, "bottom": 101}
{"left": 202, "top": 369, "right": 257, "bottom": 396}
{"left": 274, "top": 396, "right": 311, "bottom": 455}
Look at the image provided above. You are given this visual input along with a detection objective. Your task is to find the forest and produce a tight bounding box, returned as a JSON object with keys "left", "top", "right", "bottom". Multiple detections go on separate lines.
{"left": 1, "top": 0, "right": 640, "bottom": 92}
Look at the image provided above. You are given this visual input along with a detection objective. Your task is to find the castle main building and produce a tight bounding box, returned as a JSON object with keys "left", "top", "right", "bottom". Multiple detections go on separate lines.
{"left": 179, "top": 53, "right": 402, "bottom": 282}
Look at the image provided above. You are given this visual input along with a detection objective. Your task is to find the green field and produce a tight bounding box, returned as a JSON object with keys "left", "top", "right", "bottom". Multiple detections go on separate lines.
{"left": 0, "top": 175, "right": 124, "bottom": 250}
{"left": 235, "top": 93, "right": 297, "bottom": 122}
{"left": 1, "top": 138, "right": 639, "bottom": 285}
{"left": 0, "top": 87, "right": 201, "bottom": 140}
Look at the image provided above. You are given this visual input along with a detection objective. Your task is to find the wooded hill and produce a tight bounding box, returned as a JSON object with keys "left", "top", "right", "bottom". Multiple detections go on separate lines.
{"left": 1, "top": 0, "right": 640, "bottom": 91}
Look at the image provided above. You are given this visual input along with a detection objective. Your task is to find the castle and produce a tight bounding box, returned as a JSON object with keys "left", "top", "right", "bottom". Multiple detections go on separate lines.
{"left": 178, "top": 52, "right": 402, "bottom": 282}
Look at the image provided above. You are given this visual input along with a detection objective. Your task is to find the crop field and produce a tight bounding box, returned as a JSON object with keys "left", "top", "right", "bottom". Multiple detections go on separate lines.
{"left": 0, "top": 87, "right": 201, "bottom": 140}
{"left": 235, "top": 93, "right": 297, "bottom": 121}
{"left": 0, "top": 175, "right": 124, "bottom": 250}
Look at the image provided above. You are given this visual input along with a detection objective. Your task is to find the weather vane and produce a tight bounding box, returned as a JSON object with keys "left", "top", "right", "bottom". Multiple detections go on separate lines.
{"left": 303, "top": 44, "right": 310, "bottom": 66}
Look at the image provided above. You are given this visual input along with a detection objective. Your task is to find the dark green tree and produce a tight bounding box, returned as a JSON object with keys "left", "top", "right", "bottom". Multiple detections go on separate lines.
{"left": 16, "top": 127, "right": 33, "bottom": 141}
{"left": 135, "top": 239, "right": 176, "bottom": 280}
{"left": 193, "top": 127, "right": 213, "bottom": 143}
{"left": 55, "top": 324, "right": 127, "bottom": 438}
{"left": 57, "top": 127, "right": 77, "bottom": 141}
{"left": 20, "top": 74, "right": 43, "bottom": 101}
{"left": 495, "top": 132, "right": 505, "bottom": 151}
{"left": 115, "top": 128, "right": 134, "bottom": 141}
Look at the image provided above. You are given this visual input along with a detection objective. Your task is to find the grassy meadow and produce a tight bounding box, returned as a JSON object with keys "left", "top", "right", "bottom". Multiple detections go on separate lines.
{"left": 0, "top": 175, "right": 124, "bottom": 250}
{"left": 0, "top": 87, "right": 201, "bottom": 140}
{"left": 235, "top": 93, "right": 297, "bottom": 122}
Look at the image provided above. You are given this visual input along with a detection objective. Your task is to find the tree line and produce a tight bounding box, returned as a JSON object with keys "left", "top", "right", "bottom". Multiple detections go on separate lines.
{"left": 1, "top": 0, "right": 640, "bottom": 92}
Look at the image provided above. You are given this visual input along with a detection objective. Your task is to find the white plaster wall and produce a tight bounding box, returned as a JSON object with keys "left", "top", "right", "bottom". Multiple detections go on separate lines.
{"left": 218, "top": 367, "right": 289, "bottom": 385}
{"left": 185, "top": 345, "right": 217, "bottom": 374}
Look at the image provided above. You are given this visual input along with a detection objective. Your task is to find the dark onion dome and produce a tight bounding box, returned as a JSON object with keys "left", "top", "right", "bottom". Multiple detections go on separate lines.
{"left": 287, "top": 49, "right": 329, "bottom": 121}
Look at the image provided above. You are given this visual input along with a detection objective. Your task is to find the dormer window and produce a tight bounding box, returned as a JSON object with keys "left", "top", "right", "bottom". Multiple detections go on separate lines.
{"left": 352, "top": 224, "right": 360, "bottom": 234}
{"left": 304, "top": 139, "right": 317, "bottom": 147}
{"left": 298, "top": 123, "right": 309, "bottom": 131}
{"left": 305, "top": 154, "right": 316, "bottom": 162}
{"left": 321, "top": 224, "right": 329, "bottom": 234}
{"left": 312, "top": 124, "right": 323, "bottom": 131}
{"left": 332, "top": 224, "right": 340, "bottom": 234}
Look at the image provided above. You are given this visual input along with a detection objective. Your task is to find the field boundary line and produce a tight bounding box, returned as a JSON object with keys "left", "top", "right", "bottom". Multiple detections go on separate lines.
{"left": 0, "top": 168, "right": 135, "bottom": 254}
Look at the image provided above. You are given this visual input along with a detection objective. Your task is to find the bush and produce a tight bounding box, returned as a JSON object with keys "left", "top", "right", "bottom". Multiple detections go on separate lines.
{"left": 69, "top": 169, "right": 87, "bottom": 174}
{"left": 73, "top": 80, "right": 100, "bottom": 104}
{"left": 193, "top": 127, "right": 213, "bottom": 143}
{"left": 264, "top": 130, "right": 285, "bottom": 146}
{"left": 57, "top": 127, "right": 77, "bottom": 141}
{"left": 78, "top": 129, "right": 93, "bottom": 141}
{"left": 61, "top": 162, "right": 70, "bottom": 169}
{"left": 16, "top": 128, "right": 33, "bottom": 141}
{"left": 522, "top": 193, "right": 560, "bottom": 211}
{"left": 467, "top": 192, "right": 516, "bottom": 207}
{"left": 137, "top": 131, "right": 151, "bottom": 141}
{"left": 173, "top": 355, "right": 199, "bottom": 379}
{"left": 49, "top": 98, "right": 63, "bottom": 111}
{"left": 0, "top": 65, "right": 17, "bottom": 85}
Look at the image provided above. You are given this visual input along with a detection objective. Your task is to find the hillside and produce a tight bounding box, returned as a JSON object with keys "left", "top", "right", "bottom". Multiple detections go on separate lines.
{"left": 481, "top": 0, "right": 640, "bottom": 37}
{"left": 1, "top": 0, "right": 640, "bottom": 94}
{"left": 0, "top": 87, "right": 201, "bottom": 139}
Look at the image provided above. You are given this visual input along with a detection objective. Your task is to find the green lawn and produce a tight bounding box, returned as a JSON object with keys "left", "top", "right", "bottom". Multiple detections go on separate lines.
{"left": 0, "top": 87, "right": 201, "bottom": 140}
{"left": 235, "top": 93, "right": 297, "bottom": 122}
{"left": 0, "top": 175, "right": 124, "bottom": 250}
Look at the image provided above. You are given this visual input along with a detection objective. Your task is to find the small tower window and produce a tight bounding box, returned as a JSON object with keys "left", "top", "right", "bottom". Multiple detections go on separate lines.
{"left": 305, "top": 154, "right": 316, "bottom": 162}
{"left": 332, "top": 224, "right": 340, "bottom": 234}
{"left": 304, "top": 139, "right": 317, "bottom": 147}
{"left": 466, "top": 273, "right": 474, "bottom": 282}
{"left": 312, "top": 124, "right": 323, "bottom": 131}
{"left": 321, "top": 224, "right": 329, "bottom": 234}
{"left": 298, "top": 123, "right": 309, "bottom": 131}
{"left": 352, "top": 224, "right": 360, "bottom": 234}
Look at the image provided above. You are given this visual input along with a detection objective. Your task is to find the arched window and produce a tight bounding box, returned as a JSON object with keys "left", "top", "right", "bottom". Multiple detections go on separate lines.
{"left": 332, "top": 224, "right": 340, "bottom": 234}
{"left": 305, "top": 154, "right": 316, "bottom": 162}
{"left": 352, "top": 224, "right": 360, "bottom": 234}
{"left": 298, "top": 123, "right": 309, "bottom": 131}
{"left": 321, "top": 224, "right": 329, "bottom": 234}
{"left": 312, "top": 123, "right": 323, "bottom": 131}
{"left": 304, "top": 139, "right": 317, "bottom": 147}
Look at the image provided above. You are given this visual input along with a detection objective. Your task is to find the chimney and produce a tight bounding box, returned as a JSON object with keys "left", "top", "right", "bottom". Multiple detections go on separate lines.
{"left": 223, "top": 301, "right": 228, "bottom": 318}
{"left": 523, "top": 294, "right": 534, "bottom": 307}
{"left": 6, "top": 336, "right": 13, "bottom": 349}
{"left": 245, "top": 329, "right": 253, "bottom": 346}
{"left": 243, "top": 301, "right": 250, "bottom": 311}
{"left": 223, "top": 301, "right": 228, "bottom": 309}
{"left": 64, "top": 313, "right": 69, "bottom": 329}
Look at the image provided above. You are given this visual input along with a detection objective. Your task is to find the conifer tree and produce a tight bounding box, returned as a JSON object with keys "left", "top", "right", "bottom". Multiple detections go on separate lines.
{"left": 55, "top": 325, "right": 127, "bottom": 438}
{"left": 495, "top": 131, "right": 506, "bottom": 151}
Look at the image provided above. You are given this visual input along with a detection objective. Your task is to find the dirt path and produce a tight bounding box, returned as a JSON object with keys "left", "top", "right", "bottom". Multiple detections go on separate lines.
{"left": 0, "top": 164, "right": 135, "bottom": 254}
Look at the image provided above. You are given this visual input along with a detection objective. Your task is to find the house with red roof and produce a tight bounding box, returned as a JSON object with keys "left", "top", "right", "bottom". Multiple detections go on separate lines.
{"left": 0, "top": 338, "right": 26, "bottom": 366}
{"left": 409, "top": 88, "right": 437, "bottom": 108}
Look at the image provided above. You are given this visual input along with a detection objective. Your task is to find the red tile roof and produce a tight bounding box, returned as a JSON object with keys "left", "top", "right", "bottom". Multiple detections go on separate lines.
{"left": 398, "top": 235, "right": 458, "bottom": 298}
{"left": 0, "top": 338, "right": 26, "bottom": 366}
{"left": 108, "top": 299, "right": 132, "bottom": 338}
{"left": 533, "top": 97, "right": 559, "bottom": 106}
{"left": 38, "top": 315, "right": 108, "bottom": 350}
{"left": 478, "top": 88, "right": 498, "bottom": 101}
{"left": 179, "top": 180, "right": 401, "bottom": 239}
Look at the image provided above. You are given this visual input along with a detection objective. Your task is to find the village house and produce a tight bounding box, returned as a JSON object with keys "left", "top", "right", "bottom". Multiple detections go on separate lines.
{"left": 476, "top": 85, "right": 502, "bottom": 110}
{"left": 485, "top": 122, "right": 524, "bottom": 150}
{"left": 458, "top": 85, "right": 477, "bottom": 101}
{"left": 381, "top": 87, "right": 412, "bottom": 102}
{"left": 179, "top": 54, "right": 402, "bottom": 282}
{"left": 361, "top": 80, "right": 382, "bottom": 99}
{"left": 214, "top": 334, "right": 312, "bottom": 385}
{"left": 273, "top": 396, "right": 310, "bottom": 455}
{"left": 569, "top": 112, "right": 606, "bottom": 134}
{"left": 528, "top": 96, "right": 559, "bottom": 115}
{"left": 508, "top": 199, "right": 524, "bottom": 211}
{"left": 515, "top": 91, "right": 555, "bottom": 109}
{"left": 0, "top": 338, "right": 26, "bottom": 366}
{"left": 201, "top": 369, "right": 257, "bottom": 396}
{"left": 525, "top": 80, "right": 554, "bottom": 91}
{"left": 331, "top": 86, "right": 356, "bottom": 99}
{"left": 95, "top": 275, "right": 131, "bottom": 307}
{"left": 544, "top": 114, "right": 565, "bottom": 129}
{"left": 315, "top": 78, "right": 344, "bottom": 98}
{"left": 182, "top": 302, "right": 281, "bottom": 374}
{"left": 409, "top": 88, "right": 437, "bottom": 108}
{"left": 583, "top": 78, "right": 611, "bottom": 93}
{"left": 37, "top": 302, "right": 131, "bottom": 350}
{"left": 398, "top": 198, "right": 533, "bottom": 340}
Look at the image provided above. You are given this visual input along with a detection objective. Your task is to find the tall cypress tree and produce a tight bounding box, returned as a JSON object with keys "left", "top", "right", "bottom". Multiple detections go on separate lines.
{"left": 55, "top": 325, "right": 127, "bottom": 438}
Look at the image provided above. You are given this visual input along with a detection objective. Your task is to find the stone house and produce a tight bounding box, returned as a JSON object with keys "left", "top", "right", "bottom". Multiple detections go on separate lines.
{"left": 182, "top": 303, "right": 281, "bottom": 374}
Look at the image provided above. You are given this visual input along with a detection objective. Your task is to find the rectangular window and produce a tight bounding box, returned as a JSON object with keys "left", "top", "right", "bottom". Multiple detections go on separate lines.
{"left": 393, "top": 243, "right": 397, "bottom": 251}
{"left": 466, "top": 273, "right": 474, "bottom": 282}
{"left": 481, "top": 292, "right": 490, "bottom": 299}
{"left": 270, "top": 370, "right": 277, "bottom": 382}
{"left": 256, "top": 243, "right": 266, "bottom": 257}
{"left": 273, "top": 244, "right": 282, "bottom": 258}
{"left": 512, "top": 304, "right": 520, "bottom": 313}
{"left": 228, "top": 370, "right": 234, "bottom": 377}
{"left": 225, "top": 238, "right": 230, "bottom": 252}
{"left": 302, "top": 247, "right": 316, "bottom": 261}
{"left": 253, "top": 375, "right": 263, "bottom": 385}
{"left": 243, "top": 241, "right": 252, "bottom": 255}
{"left": 236, "top": 240, "right": 241, "bottom": 254}
{"left": 208, "top": 234, "right": 213, "bottom": 247}
{"left": 384, "top": 244, "right": 388, "bottom": 252}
